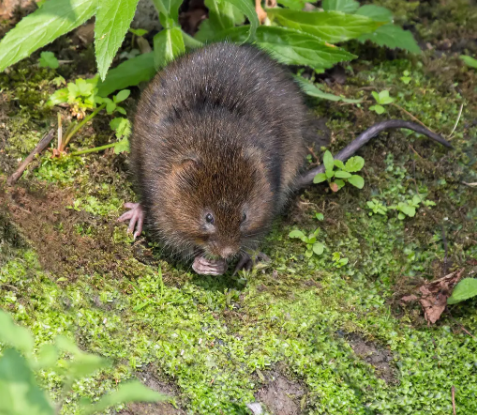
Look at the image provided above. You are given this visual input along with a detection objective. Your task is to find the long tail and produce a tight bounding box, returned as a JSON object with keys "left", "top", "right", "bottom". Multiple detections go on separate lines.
{"left": 297, "top": 120, "right": 452, "bottom": 188}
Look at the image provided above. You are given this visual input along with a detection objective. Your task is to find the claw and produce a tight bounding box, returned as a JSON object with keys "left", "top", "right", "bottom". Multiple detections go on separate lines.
{"left": 192, "top": 255, "right": 228, "bottom": 276}
{"left": 118, "top": 202, "right": 145, "bottom": 239}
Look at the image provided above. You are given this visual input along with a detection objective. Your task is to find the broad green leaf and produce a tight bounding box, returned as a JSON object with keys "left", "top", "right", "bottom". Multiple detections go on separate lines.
{"left": 315, "top": 213, "right": 324, "bottom": 221}
{"left": 114, "top": 89, "right": 131, "bottom": 103}
{"left": 70, "top": 353, "right": 111, "bottom": 380}
{"left": 289, "top": 229, "right": 306, "bottom": 239}
{"left": 0, "top": 0, "right": 97, "bottom": 71}
{"left": 348, "top": 175, "right": 364, "bottom": 189}
{"left": 266, "top": 9, "right": 383, "bottom": 43}
{"left": 95, "top": 0, "right": 141, "bottom": 80}
{"left": 277, "top": 0, "right": 310, "bottom": 11}
{"left": 97, "top": 52, "right": 156, "bottom": 97}
{"left": 333, "top": 159, "right": 345, "bottom": 169}
{"left": 399, "top": 204, "right": 415, "bottom": 217}
{"left": 358, "top": 24, "right": 420, "bottom": 54}
{"left": 153, "top": 27, "right": 185, "bottom": 70}
{"left": 33, "top": 344, "right": 58, "bottom": 370}
{"left": 335, "top": 179, "right": 345, "bottom": 189}
{"left": 195, "top": 0, "right": 244, "bottom": 41}
{"left": 344, "top": 156, "right": 364, "bottom": 172}
{"left": 312, "top": 242, "right": 324, "bottom": 255}
{"left": 325, "top": 169, "right": 334, "bottom": 179}
{"left": 305, "top": 249, "right": 314, "bottom": 258}
{"left": 293, "top": 75, "right": 362, "bottom": 103}
{"left": 227, "top": 0, "right": 258, "bottom": 41}
{"left": 397, "top": 212, "right": 405, "bottom": 220}
{"left": 39, "top": 51, "right": 59, "bottom": 69}
{"left": 313, "top": 173, "right": 327, "bottom": 183}
{"left": 461, "top": 55, "right": 477, "bottom": 69}
{"left": 0, "top": 349, "right": 54, "bottom": 415}
{"left": 448, "top": 278, "right": 477, "bottom": 305}
{"left": 334, "top": 170, "right": 351, "bottom": 179}
{"left": 80, "top": 381, "right": 168, "bottom": 414}
{"left": 0, "top": 310, "right": 34, "bottom": 353}
{"left": 355, "top": 5, "right": 393, "bottom": 22}
{"left": 369, "top": 104, "right": 385, "bottom": 114}
{"left": 323, "top": 150, "right": 334, "bottom": 173}
{"left": 322, "top": 0, "right": 360, "bottom": 14}
{"left": 206, "top": 26, "right": 356, "bottom": 70}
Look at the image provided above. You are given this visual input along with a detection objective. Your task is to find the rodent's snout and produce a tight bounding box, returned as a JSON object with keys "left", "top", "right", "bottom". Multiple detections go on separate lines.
{"left": 219, "top": 246, "right": 236, "bottom": 259}
{"left": 207, "top": 243, "right": 239, "bottom": 261}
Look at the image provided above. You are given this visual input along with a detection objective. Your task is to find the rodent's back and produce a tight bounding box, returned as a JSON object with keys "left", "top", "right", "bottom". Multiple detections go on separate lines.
{"left": 131, "top": 42, "right": 307, "bottom": 258}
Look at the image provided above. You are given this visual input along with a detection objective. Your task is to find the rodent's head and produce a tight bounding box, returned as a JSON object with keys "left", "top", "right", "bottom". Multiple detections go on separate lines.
{"left": 150, "top": 141, "right": 274, "bottom": 261}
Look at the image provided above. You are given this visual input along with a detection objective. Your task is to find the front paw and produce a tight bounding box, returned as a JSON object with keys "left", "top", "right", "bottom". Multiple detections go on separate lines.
{"left": 192, "top": 255, "right": 228, "bottom": 276}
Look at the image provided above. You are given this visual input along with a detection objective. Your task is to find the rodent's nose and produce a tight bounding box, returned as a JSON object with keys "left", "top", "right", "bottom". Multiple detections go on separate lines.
{"left": 220, "top": 247, "right": 236, "bottom": 259}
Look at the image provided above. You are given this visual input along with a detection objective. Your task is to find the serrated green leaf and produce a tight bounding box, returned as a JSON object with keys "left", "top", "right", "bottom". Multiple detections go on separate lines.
{"left": 114, "top": 138, "right": 130, "bottom": 154}
{"left": 0, "top": 0, "right": 96, "bottom": 71}
{"left": 447, "top": 278, "right": 477, "bottom": 305}
{"left": 358, "top": 24, "right": 421, "bottom": 54}
{"left": 333, "top": 159, "right": 345, "bottom": 169}
{"left": 39, "top": 51, "right": 59, "bottom": 69}
{"left": 312, "top": 242, "right": 324, "bottom": 255}
{"left": 293, "top": 75, "right": 362, "bottom": 103}
{"left": 313, "top": 173, "right": 328, "bottom": 184}
{"left": 289, "top": 230, "right": 306, "bottom": 239}
{"left": 355, "top": 5, "right": 393, "bottom": 22}
{"left": 348, "top": 175, "right": 364, "bottom": 189}
{"left": 95, "top": 0, "right": 140, "bottom": 81}
{"left": 80, "top": 381, "right": 168, "bottom": 415}
{"left": 0, "top": 349, "right": 54, "bottom": 415}
{"left": 344, "top": 156, "right": 364, "bottom": 172}
{"left": 0, "top": 311, "right": 34, "bottom": 353}
{"left": 114, "top": 89, "right": 131, "bottom": 103}
{"left": 323, "top": 150, "right": 334, "bottom": 173}
{"left": 110, "top": 117, "right": 132, "bottom": 139}
{"left": 153, "top": 27, "right": 185, "bottom": 70}
{"left": 97, "top": 52, "right": 156, "bottom": 97}
{"left": 334, "top": 170, "right": 351, "bottom": 178}
{"left": 210, "top": 26, "right": 356, "bottom": 70}
{"left": 266, "top": 9, "right": 383, "bottom": 43}
{"left": 461, "top": 55, "right": 477, "bottom": 69}
{"left": 322, "top": 0, "right": 360, "bottom": 14}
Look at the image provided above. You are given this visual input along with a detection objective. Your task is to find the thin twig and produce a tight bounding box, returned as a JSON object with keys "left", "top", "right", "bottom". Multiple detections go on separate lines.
{"left": 452, "top": 386, "right": 456, "bottom": 415}
{"left": 7, "top": 129, "right": 55, "bottom": 186}
{"left": 448, "top": 103, "right": 464, "bottom": 140}
{"left": 391, "top": 103, "right": 435, "bottom": 133}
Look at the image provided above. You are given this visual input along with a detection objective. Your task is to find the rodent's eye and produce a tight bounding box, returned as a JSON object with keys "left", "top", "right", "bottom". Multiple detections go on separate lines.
{"left": 205, "top": 213, "right": 215, "bottom": 224}
{"left": 241, "top": 213, "right": 247, "bottom": 223}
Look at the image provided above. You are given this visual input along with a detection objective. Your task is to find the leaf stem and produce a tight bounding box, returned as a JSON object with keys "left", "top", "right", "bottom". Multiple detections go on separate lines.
{"left": 70, "top": 142, "right": 117, "bottom": 156}
{"left": 62, "top": 104, "right": 106, "bottom": 150}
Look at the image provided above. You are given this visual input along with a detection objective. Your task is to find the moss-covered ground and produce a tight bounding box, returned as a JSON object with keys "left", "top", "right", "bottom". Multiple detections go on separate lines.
{"left": 1, "top": 1, "right": 477, "bottom": 414}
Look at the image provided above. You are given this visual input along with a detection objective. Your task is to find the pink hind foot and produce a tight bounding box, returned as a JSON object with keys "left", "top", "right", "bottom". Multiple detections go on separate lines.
{"left": 118, "top": 202, "right": 145, "bottom": 239}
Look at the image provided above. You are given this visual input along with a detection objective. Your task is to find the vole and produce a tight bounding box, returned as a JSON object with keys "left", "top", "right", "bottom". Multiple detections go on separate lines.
{"left": 119, "top": 42, "right": 452, "bottom": 276}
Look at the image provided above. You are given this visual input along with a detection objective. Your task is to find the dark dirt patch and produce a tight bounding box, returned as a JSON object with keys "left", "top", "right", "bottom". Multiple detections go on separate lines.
{"left": 0, "top": 180, "right": 142, "bottom": 281}
{"left": 255, "top": 372, "right": 306, "bottom": 415}
{"left": 119, "top": 369, "right": 186, "bottom": 415}
{"left": 347, "top": 333, "right": 398, "bottom": 385}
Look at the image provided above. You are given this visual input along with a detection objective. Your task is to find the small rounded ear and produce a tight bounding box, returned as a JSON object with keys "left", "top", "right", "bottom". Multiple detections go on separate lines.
{"left": 172, "top": 156, "right": 202, "bottom": 178}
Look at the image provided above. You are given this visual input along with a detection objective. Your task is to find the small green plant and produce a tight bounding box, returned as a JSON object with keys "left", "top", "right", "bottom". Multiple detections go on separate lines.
{"left": 0, "top": 310, "right": 168, "bottom": 415}
{"left": 400, "top": 70, "right": 412, "bottom": 84}
{"left": 448, "top": 278, "right": 477, "bottom": 305}
{"left": 315, "top": 213, "right": 324, "bottom": 221}
{"left": 461, "top": 55, "right": 477, "bottom": 69}
{"left": 366, "top": 195, "right": 436, "bottom": 220}
{"left": 289, "top": 228, "right": 324, "bottom": 258}
{"left": 38, "top": 51, "right": 59, "bottom": 69}
{"left": 331, "top": 252, "right": 348, "bottom": 268}
{"left": 48, "top": 78, "right": 132, "bottom": 154}
{"left": 313, "top": 150, "right": 365, "bottom": 192}
{"left": 369, "top": 90, "right": 395, "bottom": 114}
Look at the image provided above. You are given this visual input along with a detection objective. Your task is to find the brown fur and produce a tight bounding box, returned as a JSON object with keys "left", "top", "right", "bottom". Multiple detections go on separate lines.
{"left": 131, "top": 42, "right": 307, "bottom": 261}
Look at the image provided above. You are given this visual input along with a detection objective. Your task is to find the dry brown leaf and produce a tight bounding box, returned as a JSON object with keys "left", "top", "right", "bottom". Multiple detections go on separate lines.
{"left": 400, "top": 294, "right": 418, "bottom": 304}
{"left": 419, "top": 268, "right": 465, "bottom": 324}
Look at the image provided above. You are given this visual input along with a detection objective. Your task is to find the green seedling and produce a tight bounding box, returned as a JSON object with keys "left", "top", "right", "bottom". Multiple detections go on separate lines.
{"left": 289, "top": 228, "right": 325, "bottom": 258}
{"left": 315, "top": 213, "right": 324, "bottom": 221}
{"left": 38, "top": 51, "right": 59, "bottom": 69}
{"left": 400, "top": 70, "right": 412, "bottom": 84}
{"left": 313, "top": 150, "right": 365, "bottom": 192}
{"left": 370, "top": 90, "right": 395, "bottom": 114}
{"left": 367, "top": 195, "right": 436, "bottom": 219}
{"left": 331, "top": 252, "right": 348, "bottom": 268}
{"left": 48, "top": 78, "right": 131, "bottom": 154}
{"left": 366, "top": 199, "right": 388, "bottom": 215}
